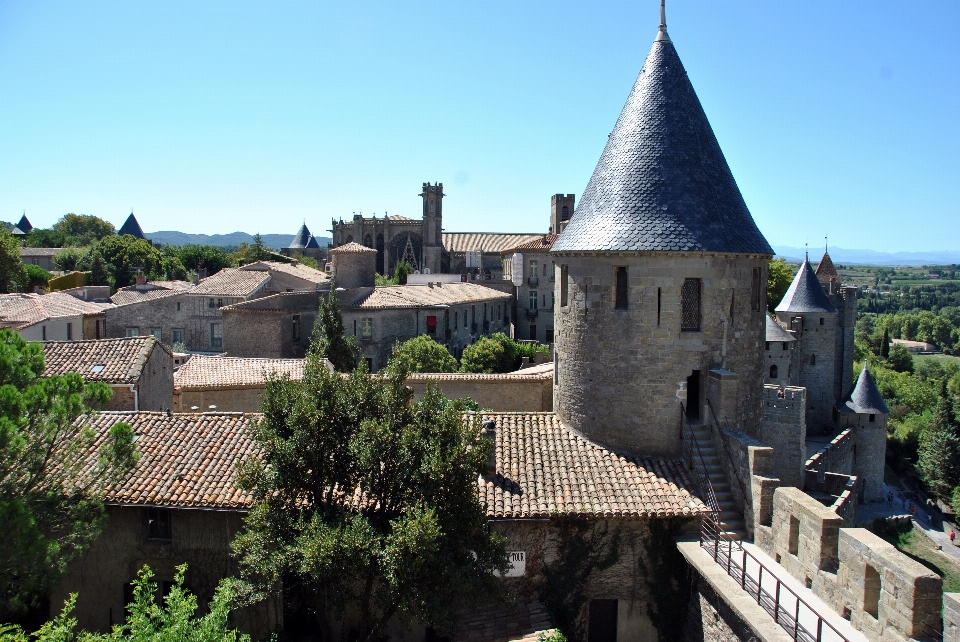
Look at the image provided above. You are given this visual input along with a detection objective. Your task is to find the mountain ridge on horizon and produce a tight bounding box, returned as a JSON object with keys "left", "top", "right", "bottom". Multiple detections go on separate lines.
{"left": 773, "top": 245, "right": 960, "bottom": 266}
{"left": 145, "top": 230, "right": 331, "bottom": 250}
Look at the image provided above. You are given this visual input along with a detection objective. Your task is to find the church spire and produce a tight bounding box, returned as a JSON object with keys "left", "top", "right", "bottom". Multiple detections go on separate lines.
{"left": 656, "top": 0, "right": 671, "bottom": 42}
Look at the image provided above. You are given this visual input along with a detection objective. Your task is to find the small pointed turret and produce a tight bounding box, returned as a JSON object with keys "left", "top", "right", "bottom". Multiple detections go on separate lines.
{"left": 16, "top": 212, "right": 33, "bottom": 234}
{"left": 775, "top": 257, "right": 837, "bottom": 314}
{"left": 839, "top": 362, "right": 889, "bottom": 415}
{"left": 118, "top": 212, "right": 145, "bottom": 239}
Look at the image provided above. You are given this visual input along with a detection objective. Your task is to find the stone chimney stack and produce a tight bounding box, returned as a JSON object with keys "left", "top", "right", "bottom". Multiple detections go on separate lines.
{"left": 483, "top": 419, "right": 497, "bottom": 474}
{"left": 135, "top": 273, "right": 148, "bottom": 291}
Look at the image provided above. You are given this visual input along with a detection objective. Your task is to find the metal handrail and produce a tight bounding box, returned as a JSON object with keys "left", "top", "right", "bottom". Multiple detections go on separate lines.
{"left": 705, "top": 399, "right": 750, "bottom": 509}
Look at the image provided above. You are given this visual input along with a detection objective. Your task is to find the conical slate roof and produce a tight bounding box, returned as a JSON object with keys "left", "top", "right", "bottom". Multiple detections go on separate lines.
{"left": 118, "top": 213, "right": 145, "bottom": 239}
{"left": 815, "top": 251, "right": 839, "bottom": 287}
{"left": 838, "top": 363, "right": 889, "bottom": 415}
{"left": 552, "top": 20, "right": 772, "bottom": 254}
{"left": 305, "top": 235, "right": 321, "bottom": 249}
{"left": 16, "top": 214, "right": 33, "bottom": 234}
{"left": 765, "top": 316, "right": 795, "bottom": 343}
{"left": 775, "top": 258, "right": 837, "bottom": 314}
{"left": 287, "top": 224, "right": 312, "bottom": 249}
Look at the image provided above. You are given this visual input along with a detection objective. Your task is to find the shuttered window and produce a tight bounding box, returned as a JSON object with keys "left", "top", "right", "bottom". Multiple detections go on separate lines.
{"left": 681, "top": 279, "right": 701, "bottom": 331}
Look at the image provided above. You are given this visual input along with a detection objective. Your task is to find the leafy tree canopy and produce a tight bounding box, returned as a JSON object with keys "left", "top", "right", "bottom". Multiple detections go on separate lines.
{"left": 22, "top": 229, "right": 67, "bottom": 249}
{"left": 232, "top": 357, "right": 506, "bottom": 641}
{"left": 21, "top": 265, "right": 52, "bottom": 291}
{"left": 459, "top": 336, "right": 505, "bottom": 374}
{"left": 0, "top": 230, "right": 27, "bottom": 294}
{"left": 917, "top": 381, "right": 960, "bottom": 502}
{"left": 887, "top": 343, "right": 915, "bottom": 374}
{"left": 767, "top": 258, "right": 793, "bottom": 313}
{"left": 96, "top": 235, "right": 163, "bottom": 287}
{"left": 51, "top": 214, "right": 115, "bottom": 246}
{"left": 1, "top": 564, "right": 248, "bottom": 642}
{"left": 0, "top": 330, "right": 137, "bottom": 621}
{"left": 389, "top": 335, "right": 458, "bottom": 373}
{"left": 170, "top": 244, "right": 233, "bottom": 276}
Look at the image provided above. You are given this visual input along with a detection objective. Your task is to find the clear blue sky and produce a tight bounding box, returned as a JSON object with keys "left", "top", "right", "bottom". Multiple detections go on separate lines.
{"left": 1, "top": 1, "right": 958, "bottom": 252}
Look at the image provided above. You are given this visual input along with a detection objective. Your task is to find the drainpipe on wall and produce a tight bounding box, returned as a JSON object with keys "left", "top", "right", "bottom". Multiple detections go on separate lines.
{"left": 126, "top": 384, "right": 139, "bottom": 411}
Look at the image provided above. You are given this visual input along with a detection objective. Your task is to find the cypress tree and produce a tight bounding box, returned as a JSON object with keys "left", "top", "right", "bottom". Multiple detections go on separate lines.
{"left": 309, "top": 284, "right": 361, "bottom": 372}
{"left": 880, "top": 326, "right": 890, "bottom": 359}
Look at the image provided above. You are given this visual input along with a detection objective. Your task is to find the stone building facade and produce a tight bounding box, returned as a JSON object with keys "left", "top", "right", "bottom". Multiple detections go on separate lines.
{"left": 501, "top": 234, "right": 558, "bottom": 343}
{"left": 764, "top": 315, "right": 795, "bottom": 386}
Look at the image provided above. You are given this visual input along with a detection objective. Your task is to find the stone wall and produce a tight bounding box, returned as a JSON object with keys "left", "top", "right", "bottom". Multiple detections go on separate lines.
{"left": 407, "top": 372, "right": 553, "bottom": 412}
{"left": 221, "top": 292, "right": 321, "bottom": 359}
{"left": 106, "top": 385, "right": 136, "bottom": 411}
{"left": 105, "top": 294, "right": 229, "bottom": 353}
{"left": 50, "top": 506, "right": 281, "bottom": 639}
{"left": 778, "top": 313, "right": 838, "bottom": 433}
{"left": 945, "top": 593, "right": 960, "bottom": 642}
{"left": 835, "top": 408, "right": 888, "bottom": 502}
{"left": 552, "top": 252, "right": 769, "bottom": 458}
{"left": 136, "top": 342, "right": 174, "bottom": 411}
{"left": 757, "top": 487, "right": 942, "bottom": 641}
{"left": 717, "top": 428, "right": 778, "bottom": 538}
{"left": 174, "top": 386, "right": 265, "bottom": 413}
{"left": 758, "top": 385, "right": 806, "bottom": 489}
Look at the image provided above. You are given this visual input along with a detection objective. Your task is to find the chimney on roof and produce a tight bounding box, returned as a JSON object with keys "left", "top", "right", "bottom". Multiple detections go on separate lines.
{"left": 483, "top": 419, "right": 497, "bottom": 474}
{"left": 135, "top": 273, "right": 148, "bottom": 291}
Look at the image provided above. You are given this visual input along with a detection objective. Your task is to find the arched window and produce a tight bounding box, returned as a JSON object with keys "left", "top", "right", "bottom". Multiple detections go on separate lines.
{"left": 561, "top": 205, "right": 569, "bottom": 220}
{"left": 363, "top": 234, "right": 373, "bottom": 248}
{"left": 770, "top": 364, "right": 778, "bottom": 379}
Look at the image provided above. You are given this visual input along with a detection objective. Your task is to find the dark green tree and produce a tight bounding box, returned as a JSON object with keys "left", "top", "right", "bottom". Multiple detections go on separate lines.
{"left": 917, "top": 381, "right": 960, "bottom": 502}
{"left": 87, "top": 248, "right": 110, "bottom": 287}
{"left": 96, "top": 235, "right": 163, "bottom": 286}
{"left": 22, "top": 228, "right": 66, "bottom": 249}
{"left": 173, "top": 244, "right": 233, "bottom": 275}
{"left": 251, "top": 233, "right": 268, "bottom": 261}
{"left": 21, "top": 265, "right": 52, "bottom": 291}
{"left": 232, "top": 357, "right": 506, "bottom": 641}
{"left": 389, "top": 335, "right": 458, "bottom": 373}
{"left": 393, "top": 260, "right": 411, "bottom": 285}
{"left": 51, "top": 214, "right": 115, "bottom": 245}
{"left": 766, "top": 258, "right": 794, "bottom": 313}
{"left": 309, "top": 286, "right": 360, "bottom": 372}
{"left": 880, "top": 327, "right": 891, "bottom": 359}
{"left": 0, "top": 230, "right": 27, "bottom": 294}
{"left": 887, "top": 343, "right": 914, "bottom": 374}
{"left": 0, "top": 330, "right": 137, "bottom": 621}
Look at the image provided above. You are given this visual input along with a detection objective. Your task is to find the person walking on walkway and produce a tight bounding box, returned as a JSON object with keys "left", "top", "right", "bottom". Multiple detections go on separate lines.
{"left": 951, "top": 530, "right": 956, "bottom": 546}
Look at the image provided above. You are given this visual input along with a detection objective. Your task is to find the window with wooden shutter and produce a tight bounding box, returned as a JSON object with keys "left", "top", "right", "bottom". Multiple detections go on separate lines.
{"left": 681, "top": 279, "right": 701, "bottom": 331}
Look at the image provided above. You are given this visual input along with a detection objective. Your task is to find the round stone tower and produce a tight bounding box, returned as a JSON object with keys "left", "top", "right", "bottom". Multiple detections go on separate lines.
{"left": 551, "top": 7, "right": 773, "bottom": 458}
{"left": 329, "top": 242, "right": 377, "bottom": 288}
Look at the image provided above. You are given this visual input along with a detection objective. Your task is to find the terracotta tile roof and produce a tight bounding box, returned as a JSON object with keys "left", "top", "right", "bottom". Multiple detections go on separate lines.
{"left": 501, "top": 234, "right": 559, "bottom": 255}
{"left": 477, "top": 412, "right": 706, "bottom": 518}
{"left": 241, "top": 261, "right": 330, "bottom": 286}
{"left": 174, "top": 355, "right": 306, "bottom": 389}
{"left": 815, "top": 251, "right": 840, "bottom": 284}
{"left": 330, "top": 241, "right": 376, "bottom": 254}
{"left": 19, "top": 247, "right": 64, "bottom": 257}
{"left": 42, "top": 336, "right": 163, "bottom": 383}
{"left": 347, "top": 283, "right": 511, "bottom": 310}
{"left": 443, "top": 233, "right": 543, "bottom": 254}
{"left": 77, "top": 412, "right": 256, "bottom": 509}
{"left": 71, "top": 411, "right": 705, "bottom": 517}
{"left": 0, "top": 292, "right": 109, "bottom": 330}
{"left": 191, "top": 268, "right": 271, "bottom": 297}
{"left": 111, "top": 281, "right": 194, "bottom": 306}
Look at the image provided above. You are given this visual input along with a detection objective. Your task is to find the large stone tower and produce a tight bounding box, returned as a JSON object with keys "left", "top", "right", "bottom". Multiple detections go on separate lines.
{"left": 775, "top": 257, "right": 840, "bottom": 433}
{"left": 551, "top": 7, "right": 773, "bottom": 458}
{"left": 420, "top": 182, "right": 444, "bottom": 274}
{"left": 550, "top": 194, "right": 575, "bottom": 235}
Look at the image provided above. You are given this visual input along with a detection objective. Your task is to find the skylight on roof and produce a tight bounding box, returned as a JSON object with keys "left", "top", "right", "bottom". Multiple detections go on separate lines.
{"left": 91, "top": 364, "right": 105, "bottom": 373}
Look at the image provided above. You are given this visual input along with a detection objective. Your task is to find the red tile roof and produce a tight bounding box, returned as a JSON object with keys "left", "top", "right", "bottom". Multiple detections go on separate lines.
{"left": 192, "top": 269, "right": 271, "bottom": 297}
{"left": 442, "top": 233, "right": 543, "bottom": 254}
{"left": 500, "top": 234, "right": 559, "bottom": 255}
{"left": 329, "top": 242, "right": 376, "bottom": 254}
{"left": 79, "top": 412, "right": 257, "bottom": 509}
{"left": 75, "top": 411, "right": 706, "bottom": 517}
{"left": 0, "top": 292, "right": 109, "bottom": 330}
{"left": 347, "top": 283, "right": 511, "bottom": 310}
{"left": 174, "top": 355, "right": 307, "bottom": 389}
{"left": 111, "top": 281, "right": 193, "bottom": 306}
{"left": 42, "top": 337, "right": 165, "bottom": 384}
{"left": 477, "top": 412, "right": 706, "bottom": 518}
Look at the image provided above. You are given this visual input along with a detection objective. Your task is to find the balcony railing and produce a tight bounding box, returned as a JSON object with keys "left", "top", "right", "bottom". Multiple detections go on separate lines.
{"left": 527, "top": 277, "right": 539, "bottom": 287}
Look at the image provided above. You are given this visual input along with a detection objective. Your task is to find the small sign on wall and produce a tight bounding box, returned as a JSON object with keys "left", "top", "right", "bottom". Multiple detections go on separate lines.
{"left": 504, "top": 550, "right": 526, "bottom": 577}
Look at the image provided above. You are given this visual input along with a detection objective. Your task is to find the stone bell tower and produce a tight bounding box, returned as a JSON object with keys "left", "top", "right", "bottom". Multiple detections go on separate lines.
{"left": 420, "top": 182, "right": 444, "bottom": 274}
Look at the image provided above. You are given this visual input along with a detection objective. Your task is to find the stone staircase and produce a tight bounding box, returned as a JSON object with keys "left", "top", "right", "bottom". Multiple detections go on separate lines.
{"left": 689, "top": 421, "right": 749, "bottom": 541}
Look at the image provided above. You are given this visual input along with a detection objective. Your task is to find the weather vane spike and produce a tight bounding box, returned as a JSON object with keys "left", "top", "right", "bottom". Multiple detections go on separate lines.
{"left": 805, "top": 242, "right": 809, "bottom": 262}
{"left": 825, "top": 234, "right": 828, "bottom": 254}
{"left": 656, "top": 0, "right": 671, "bottom": 42}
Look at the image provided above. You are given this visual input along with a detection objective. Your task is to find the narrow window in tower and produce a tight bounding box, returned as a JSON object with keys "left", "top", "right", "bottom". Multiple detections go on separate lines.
{"left": 751, "top": 267, "right": 762, "bottom": 312}
{"left": 810, "top": 354, "right": 816, "bottom": 366}
{"left": 820, "top": 317, "right": 825, "bottom": 325}
{"left": 770, "top": 364, "right": 778, "bottom": 379}
{"left": 560, "top": 265, "right": 568, "bottom": 307}
{"left": 681, "top": 279, "right": 701, "bottom": 331}
{"left": 730, "top": 288, "right": 736, "bottom": 318}
{"left": 657, "top": 287, "right": 662, "bottom": 326}
{"left": 615, "top": 267, "right": 628, "bottom": 310}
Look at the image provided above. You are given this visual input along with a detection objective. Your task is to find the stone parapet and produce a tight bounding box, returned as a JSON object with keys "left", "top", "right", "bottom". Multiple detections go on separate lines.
{"left": 759, "top": 385, "right": 807, "bottom": 488}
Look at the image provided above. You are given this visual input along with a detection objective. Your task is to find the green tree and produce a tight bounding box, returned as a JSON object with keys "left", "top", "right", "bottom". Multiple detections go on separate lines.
{"left": 21, "top": 265, "right": 52, "bottom": 291}
{"left": 0, "top": 230, "right": 27, "bottom": 294}
{"left": 87, "top": 249, "right": 110, "bottom": 287}
{"left": 0, "top": 330, "right": 137, "bottom": 620}
{"left": 161, "top": 250, "right": 188, "bottom": 281}
{"left": 251, "top": 233, "right": 268, "bottom": 261}
{"left": 766, "top": 258, "right": 793, "bottom": 313}
{"left": 459, "top": 336, "right": 506, "bottom": 374}
{"left": 880, "top": 326, "right": 891, "bottom": 359}
{"left": 22, "top": 229, "right": 67, "bottom": 249}
{"left": 917, "top": 381, "right": 960, "bottom": 502}
{"left": 173, "top": 244, "right": 233, "bottom": 276}
{"left": 393, "top": 260, "right": 411, "bottom": 285}
{"left": 232, "top": 357, "right": 506, "bottom": 641}
{"left": 293, "top": 253, "right": 322, "bottom": 270}
{"left": 887, "top": 343, "right": 914, "bottom": 374}
{"left": 309, "top": 286, "right": 360, "bottom": 372}
{"left": 96, "top": 235, "right": 163, "bottom": 287}
{"left": 389, "top": 335, "right": 458, "bottom": 373}
{"left": 52, "top": 214, "right": 115, "bottom": 245}
{"left": 53, "top": 247, "right": 90, "bottom": 273}
{"left": 1, "top": 564, "right": 248, "bottom": 642}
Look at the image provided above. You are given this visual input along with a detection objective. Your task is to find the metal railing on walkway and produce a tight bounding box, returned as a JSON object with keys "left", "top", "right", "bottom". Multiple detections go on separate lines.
{"left": 681, "top": 403, "right": 852, "bottom": 642}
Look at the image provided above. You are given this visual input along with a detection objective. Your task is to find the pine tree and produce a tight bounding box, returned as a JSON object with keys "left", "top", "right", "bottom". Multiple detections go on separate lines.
{"left": 880, "top": 326, "right": 890, "bottom": 359}
{"left": 309, "top": 285, "right": 360, "bottom": 372}
{"left": 917, "top": 380, "right": 960, "bottom": 501}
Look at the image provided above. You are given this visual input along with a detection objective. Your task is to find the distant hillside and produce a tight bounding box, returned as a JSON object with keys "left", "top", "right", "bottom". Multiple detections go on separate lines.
{"left": 773, "top": 246, "right": 960, "bottom": 266}
{"left": 145, "top": 231, "right": 331, "bottom": 250}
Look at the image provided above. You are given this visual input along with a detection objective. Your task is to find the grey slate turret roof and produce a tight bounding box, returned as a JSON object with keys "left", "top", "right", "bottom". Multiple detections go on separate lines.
{"left": 552, "top": 19, "right": 772, "bottom": 255}
{"left": 838, "top": 364, "right": 889, "bottom": 415}
{"left": 775, "top": 258, "right": 838, "bottom": 314}
{"left": 16, "top": 214, "right": 33, "bottom": 234}
{"left": 765, "top": 316, "right": 795, "bottom": 343}
{"left": 287, "top": 224, "right": 312, "bottom": 249}
{"left": 305, "top": 235, "right": 321, "bottom": 249}
{"left": 118, "top": 213, "right": 145, "bottom": 239}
